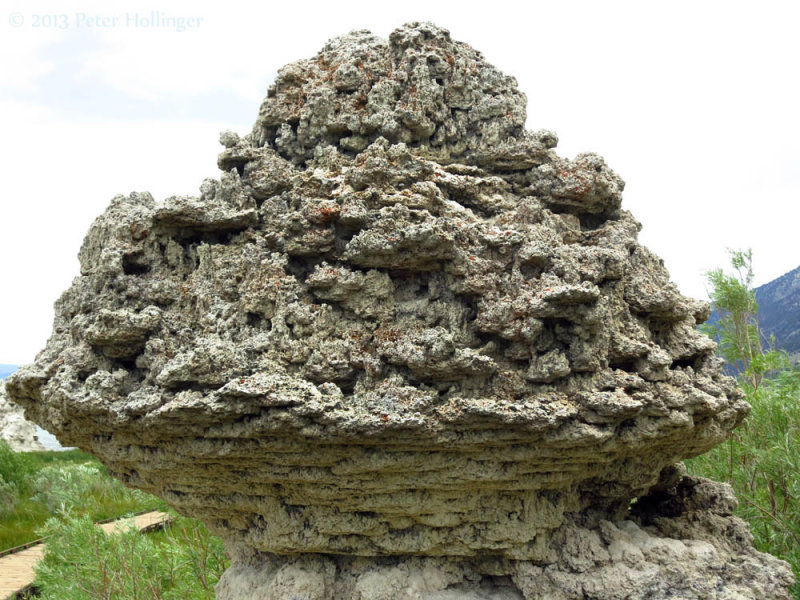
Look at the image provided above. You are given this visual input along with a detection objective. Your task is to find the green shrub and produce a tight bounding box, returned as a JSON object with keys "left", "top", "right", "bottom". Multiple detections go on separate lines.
{"left": 687, "top": 367, "right": 800, "bottom": 590}
{"left": 0, "top": 439, "right": 36, "bottom": 486}
{"left": 0, "top": 450, "right": 162, "bottom": 549}
{"left": 0, "top": 475, "right": 18, "bottom": 517}
{"left": 688, "top": 249, "right": 800, "bottom": 598}
{"left": 34, "top": 514, "right": 228, "bottom": 600}
{"left": 32, "top": 463, "right": 151, "bottom": 516}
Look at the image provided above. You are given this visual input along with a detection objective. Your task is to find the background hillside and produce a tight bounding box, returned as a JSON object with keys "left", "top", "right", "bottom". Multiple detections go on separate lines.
{"left": 754, "top": 264, "right": 800, "bottom": 358}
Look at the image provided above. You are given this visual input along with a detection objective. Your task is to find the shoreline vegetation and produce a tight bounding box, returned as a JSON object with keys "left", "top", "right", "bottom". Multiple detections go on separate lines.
{"left": 0, "top": 446, "right": 159, "bottom": 550}
{"left": 0, "top": 443, "right": 227, "bottom": 598}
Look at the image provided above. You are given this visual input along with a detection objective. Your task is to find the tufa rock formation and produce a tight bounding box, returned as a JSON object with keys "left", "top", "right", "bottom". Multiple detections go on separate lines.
{"left": 0, "top": 381, "right": 44, "bottom": 452}
{"left": 6, "top": 22, "right": 794, "bottom": 599}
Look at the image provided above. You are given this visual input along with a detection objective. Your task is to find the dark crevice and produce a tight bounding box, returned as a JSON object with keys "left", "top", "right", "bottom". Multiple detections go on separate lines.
{"left": 474, "top": 575, "right": 522, "bottom": 593}
{"left": 116, "top": 356, "right": 139, "bottom": 371}
{"left": 285, "top": 255, "right": 324, "bottom": 281}
{"left": 473, "top": 329, "right": 497, "bottom": 347}
{"left": 122, "top": 254, "right": 150, "bottom": 276}
{"left": 334, "top": 223, "right": 361, "bottom": 249}
{"left": 519, "top": 263, "right": 544, "bottom": 280}
{"left": 336, "top": 146, "right": 360, "bottom": 161}
{"left": 246, "top": 312, "right": 271, "bottom": 330}
{"left": 542, "top": 318, "right": 573, "bottom": 343}
{"left": 436, "top": 187, "right": 494, "bottom": 218}
{"left": 336, "top": 379, "right": 357, "bottom": 394}
{"left": 456, "top": 294, "right": 479, "bottom": 322}
{"left": 609, "top": 359, "right": 637, "bottom": 373}
{"left": 218, "top": 155, "right": 250, "bottom": 174}
{"left": 177, "top": 230, "right": 237, "bottom": 247}
{"left": 579, "top": 211, "right": 610, "bottom": 230}
{"left": 671, "top": 357, "right": 697, "bottom": 370}
{"left": 165, "top": 381, "right": 218, "bottom": 393}
{"left": 354, "top": 510, "right": 379, "bottom": 519}
{"left": 390, "top": 272, "right": 431, "bottom": 302}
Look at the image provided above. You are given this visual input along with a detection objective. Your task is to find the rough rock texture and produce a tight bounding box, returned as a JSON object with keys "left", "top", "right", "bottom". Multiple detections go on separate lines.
{"left": 0, "top": 381, "right": 44, "bottom": 452}
{"left": 6, "top": 22, "right": 793, "bottom": 598}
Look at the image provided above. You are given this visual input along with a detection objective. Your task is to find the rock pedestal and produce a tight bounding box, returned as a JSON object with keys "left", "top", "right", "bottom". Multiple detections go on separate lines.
{"left": 6, "top": 22, "right": 793, "bottom": 599}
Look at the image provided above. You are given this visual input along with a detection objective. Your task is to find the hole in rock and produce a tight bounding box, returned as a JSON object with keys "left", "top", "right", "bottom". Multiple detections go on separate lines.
{"left": 671, "top": 357, "right": 697, "bottom": 370}
{"left": 519, "top": 263, "right": 543, "bottom": 280}
{"left": 246, "top": 312, "right": 271, "bottom": 330}
{"left": 480, "top": 575, "right": 522, "bottom": 591}
{"left": 415, "top": 279, "right": 430, "bottom": 297}
{"left": 177, "top": 230, "right": 237, "bottom": 247}
{"left": 609, "top": 359, "right": 637, "bottom": 373}
{"left": 122, "top": 254, "right": 150, "bottom": 275}
{"left": 443, "top": 575, "right": 524, "bottom": 598}
{"left": 579, "top": 211, "right": 608, "bottom": 231}
{"left": 355, "top": 510, "right": 379, "bottom": 519}
{"left": 337, "top": 378, "right": 357, "bottom": 394}
{"left": 285, "top": 255, "right": 323, "bottom": 281}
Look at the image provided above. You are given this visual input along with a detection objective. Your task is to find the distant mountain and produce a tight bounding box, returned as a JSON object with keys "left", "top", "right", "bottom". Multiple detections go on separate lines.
{"left": 0, "top": 364, "right": 17, "bottom": 380}
{"left": 754, "top": 265, "right": 800, "bottom": 356}
{"left": 707, "top": 264, "right": 800, "bottom": 360}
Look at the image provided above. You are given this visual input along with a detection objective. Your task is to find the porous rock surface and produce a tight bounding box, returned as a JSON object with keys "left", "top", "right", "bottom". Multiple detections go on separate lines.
{"left": 6, "top": 22, "right": 793, "bottom": 598}
{"left": 0, "top": 381, "right": 44, "bottom": 452}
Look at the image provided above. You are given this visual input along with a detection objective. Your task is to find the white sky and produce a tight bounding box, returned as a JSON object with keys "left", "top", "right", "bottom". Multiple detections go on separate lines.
{"left": 1, "top": 0, "right": 798, "bottom": 364}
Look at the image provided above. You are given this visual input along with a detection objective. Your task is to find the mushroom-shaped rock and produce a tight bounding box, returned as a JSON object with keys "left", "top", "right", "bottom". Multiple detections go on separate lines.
{"left": 6, "top": 21, "right": 793, "bottom": 600}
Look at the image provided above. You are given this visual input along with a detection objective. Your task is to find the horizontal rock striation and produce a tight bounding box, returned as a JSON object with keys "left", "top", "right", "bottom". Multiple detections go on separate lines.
{"left": 6, "top": 21, "right": 793, "bottom": 599}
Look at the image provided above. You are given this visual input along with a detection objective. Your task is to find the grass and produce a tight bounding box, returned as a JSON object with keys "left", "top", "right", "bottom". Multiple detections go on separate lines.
{"left": 0, "top": 444, "right": 163, "bottom": 549}
{"left": 1, "top": 439, "right": 226, "bottom": 598}
{"left": 33, "top": 513, "right": 228, "bottom": 600}
{"left": 686, "top": 365, "right": 800, "bottom": 598}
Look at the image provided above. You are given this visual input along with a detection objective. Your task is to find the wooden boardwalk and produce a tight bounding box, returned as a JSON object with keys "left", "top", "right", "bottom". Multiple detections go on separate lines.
{"left": 0, "top": 511, "right": 169, "bottom": 600}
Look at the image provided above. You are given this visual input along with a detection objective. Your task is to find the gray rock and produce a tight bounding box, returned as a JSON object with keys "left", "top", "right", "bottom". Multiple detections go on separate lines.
{"left": 0, "top": 381, "right": 44, "bottom": 452}
{"left": 6, "top": 21, "right": 793, "bottom": 599}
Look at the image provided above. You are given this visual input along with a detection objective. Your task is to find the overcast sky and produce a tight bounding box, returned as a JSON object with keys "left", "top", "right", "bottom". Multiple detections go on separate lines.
{"left": 1, "top": 0, "right": 798, "bottom": 364}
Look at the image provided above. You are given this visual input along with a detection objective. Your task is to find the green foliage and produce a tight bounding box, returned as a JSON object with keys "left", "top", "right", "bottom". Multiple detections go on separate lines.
{"left": 0, "top": 449, "right": 161, "bottom": 549}
{"left": 32, "top": 463, "right": 152, "bottom": 517}
{"left": 686, "top": 368, "right": 800, "bottom": 598}
{"left": 0, "top": 439, "right": 36, "bottom": 523}
{"left": 0, "top": 475, "right": 19, "bottom": 516}
{"left": 701, "top": 248, "right": 784, "bottom": 392}
{"left": 689, "top": 249, "right": 800, "bottom": 598}
{"left": 23, "top": 448, "right": 101, "bottom": 468}
{"left": 34, "top": 514, "right": 228, "bottom": 600}
{"left": 0, "top": 438, "right": 36, "bottom": 486}
{"left": 1, "top": 444, "right": 227, "bottom": 598}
